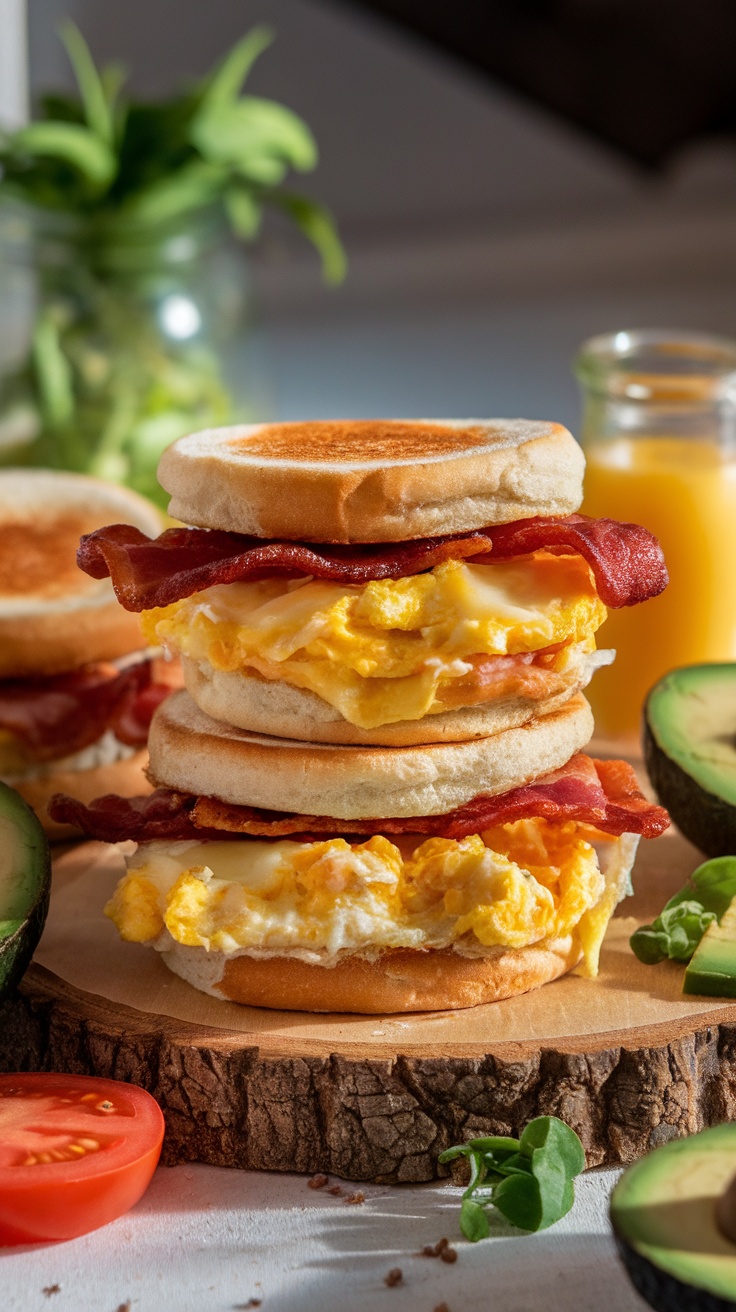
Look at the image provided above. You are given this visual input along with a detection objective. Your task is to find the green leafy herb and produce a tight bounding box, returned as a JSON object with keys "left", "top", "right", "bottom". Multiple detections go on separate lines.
{"left": 0, "top": 22, "right": 344, "bottom": 273}
{"left": 631, "top": 856, "right": 736, "bottom": 965}
{"left": 0, "top": 22, "right": 346, "bottom": 505}
{"left": 438, "top": 1115, "right": 585, "bottom": 1240}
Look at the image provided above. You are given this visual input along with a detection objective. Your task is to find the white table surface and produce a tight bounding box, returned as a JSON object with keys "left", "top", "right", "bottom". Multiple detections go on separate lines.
{"left": 3, "top": 1163, "right": 646, "bottom": 1312}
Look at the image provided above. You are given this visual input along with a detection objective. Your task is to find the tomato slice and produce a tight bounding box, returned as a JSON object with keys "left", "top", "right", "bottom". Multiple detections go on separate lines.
{"left": 0, "top": 1073, "right": 164, "bottom": 1244}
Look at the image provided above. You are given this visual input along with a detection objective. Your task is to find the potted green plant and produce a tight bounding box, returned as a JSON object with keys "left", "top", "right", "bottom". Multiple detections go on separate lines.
{"left": 0, "top": 23, "right": 345, "bottom": 505}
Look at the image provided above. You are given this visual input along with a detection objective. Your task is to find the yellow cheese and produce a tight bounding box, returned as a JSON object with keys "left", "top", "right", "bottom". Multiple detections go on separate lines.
{"left": 142, "top": 554, "right": 606, "bottom": 728}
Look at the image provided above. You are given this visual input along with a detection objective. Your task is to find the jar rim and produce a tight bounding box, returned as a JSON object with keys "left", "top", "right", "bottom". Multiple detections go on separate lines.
{"left": 575, "top": 328, "right": 736, "bottom": 401}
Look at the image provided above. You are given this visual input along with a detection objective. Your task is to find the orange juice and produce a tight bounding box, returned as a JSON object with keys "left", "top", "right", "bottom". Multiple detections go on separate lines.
{"left": 582, "top": 436, "right": 736, "bottom": 739}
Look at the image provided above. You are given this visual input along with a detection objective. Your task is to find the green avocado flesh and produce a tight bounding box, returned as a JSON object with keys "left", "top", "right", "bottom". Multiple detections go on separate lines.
{"left": 0, "top": 783, "right": 51, "bottom": 999}
{"left": 685, "top": 896, "right": 736, "bottom": 997}
{"left": 644, "top": 664, "right": 736, "bottom": 858}
{"left": 611, "top": 1123, "right": 736, "bottom": 1307}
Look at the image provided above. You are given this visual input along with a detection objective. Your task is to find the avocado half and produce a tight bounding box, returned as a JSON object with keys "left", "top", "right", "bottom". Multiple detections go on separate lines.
{"left": 644, "top": 664, "right": 736, "bottom": 858}
{"left": 611, "top": 1124, "right": 736, "bottom": 1311}
{"left": 0, "top": 782, "right": 51, "bottom": 999}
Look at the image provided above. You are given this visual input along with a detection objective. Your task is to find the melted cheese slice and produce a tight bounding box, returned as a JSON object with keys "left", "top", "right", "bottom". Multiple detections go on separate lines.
{"left": 142, "top": 555, "right": 607, "bottom": 728}
{"left": 105, "top": 818, "right": 619, "bottom": 974}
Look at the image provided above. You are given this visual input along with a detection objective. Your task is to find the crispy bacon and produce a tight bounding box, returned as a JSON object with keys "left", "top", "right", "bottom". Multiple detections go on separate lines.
{"left": 77, "top": 514, "right": 667, "bottom": 613}
{"left": 48, "top": 754, "right": 669, "bottom": 843}
{"left": 0, "top": 661, "right": 171, "bottom": 762}
{"left": 77, "top": 525, "right": 494, "bottom": 612}
{"left": 470, "top": 514, "right": 668, "bottom": 608}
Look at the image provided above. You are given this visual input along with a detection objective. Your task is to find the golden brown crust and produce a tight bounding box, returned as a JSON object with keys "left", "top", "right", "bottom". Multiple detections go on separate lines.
{"left": 14, "top": 751, "right": 153, "bottom": 841}
{"left": 197, "top": 940, "right": 581, "bottom": 1013}
{"left": 0, "top": 602, "right": 145, "bottom": 678}
{"left": 158, "top": 419, "right": 585, "bottom": 542}
{"left": 148, "top": 690, "right": 594, "bottom": 819}
{"left": 0, "top": 470, "right": 162, "bottom": 675}
{"left": 181, "top": 651, "right": 595, "bottom": 746}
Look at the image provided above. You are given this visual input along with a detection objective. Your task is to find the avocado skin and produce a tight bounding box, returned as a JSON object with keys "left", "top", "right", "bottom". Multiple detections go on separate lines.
{"left": 0, "top": 785, "right": 51, "bottom": 1001}
{"left": 0, "top": 888, "right": 50, "bottom": 998}
{"left": 614, "top": 1235, "right": 736, "bottom": 1312}
{"left": 643, "top": 718, "right": 736, "bottom": 859}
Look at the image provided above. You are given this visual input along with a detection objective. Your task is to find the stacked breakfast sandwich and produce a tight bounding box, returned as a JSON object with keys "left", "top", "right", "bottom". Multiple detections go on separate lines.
{"left": 0, "top": 470, "right": 179, "bottom": 838}
{"left": 51, "top": 420, "right": 669, "bottom": 1011}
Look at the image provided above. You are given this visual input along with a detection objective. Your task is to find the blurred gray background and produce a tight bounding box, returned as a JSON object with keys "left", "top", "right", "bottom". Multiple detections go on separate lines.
{"left": 23, "top": 0, "right": 736, "bottom": 428}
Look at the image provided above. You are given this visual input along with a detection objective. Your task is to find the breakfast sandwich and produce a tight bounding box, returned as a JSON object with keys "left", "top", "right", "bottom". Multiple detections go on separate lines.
{"left": 0, "top": 470, "right": 180, "bottom": 838}
{"left": 74, "top": 420, "right": 668, "bottom": 745}
{"left": 50, "top": 688, "right": 669, "bottom": 1012}
{"left": 48, "top": 418, "right": 669, "bottom": 1011}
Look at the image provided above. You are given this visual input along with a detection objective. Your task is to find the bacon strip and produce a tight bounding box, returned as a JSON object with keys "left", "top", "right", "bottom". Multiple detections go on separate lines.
{"left": 77, "top": 514, "right": 667, "bottom": 613}
{"left": 470, "top": 515, "right": 668, "bottom": 608}
{"left": 0, "top": 661, "right": 171, "bottom": 762}
{"left": 77, "top": 525, "right": 494, "bottom": 612}
{"left": 48, "top": 754, "right": 669, "bottom": 843}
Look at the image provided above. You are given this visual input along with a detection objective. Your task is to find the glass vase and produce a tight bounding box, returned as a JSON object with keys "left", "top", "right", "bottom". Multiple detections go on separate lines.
{"left": 0, "top": 204, "right": 253, "bottom": 507}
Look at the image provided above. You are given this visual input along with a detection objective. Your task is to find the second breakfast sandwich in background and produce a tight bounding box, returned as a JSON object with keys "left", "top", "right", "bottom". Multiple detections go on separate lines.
{"left": 52, "top": 419, "right": 670, "bottom": 1011}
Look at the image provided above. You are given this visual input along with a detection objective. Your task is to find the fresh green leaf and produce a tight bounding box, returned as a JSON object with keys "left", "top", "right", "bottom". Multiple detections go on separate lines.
{"left": 691, "top": 857, "right": 736, "bottom": 915}
{"left": 201, "top": 26, "right": 274, "bottom": 109}
{"left": 520, "top": 1116, "right": 586, "bottom": 1178}
{"left": 441, "top": 1116, "right": 584, "bottom": 1239}
{"left": 122, "top": 160, "right": 227, "bottom": 225}
{"left": 32, "top": 315, "right": 74, "bottom": 428}
{"left": 59, "top": 21, "right": 115, "bottom": 145}
{"left": 460, "top": 1198, "right": 490, "bottom": 1243}
{"left": 629, "top": 857, "right": 736, "bottom": 966}
{"left": 236, "top": 156, "right": 290, "bottom": 187}
{"left": 438, "top": 1144, "right": 473, "bottom": 1165}
{"left": 9, "top": 122, "right": 116, "bottom": 188}
{"left": 112, "top": 94, "right": 201, "bottom": 200}
{"left": 39, "top": 93, "right": 85, "bottom": 126}
{"left": 493, "top": 1172, "right": 542, "bottom": 1231}
{"left": 270, "top": 192, "right": 347, "bottom": 284}
{"left": 224, "top": 185, "right": 262, "bottom": 238}
{"left": 191, "top": 97, "right": 317, "bottom": 172}
{"left": 494, "top": 1152, "right": 532, "bottom": 1176}
{"left": 467, "top": 1135, "right": 521, "bottom": 1154}
{"left": 528, "top": 1148, "right": 572, "bottom": 1227}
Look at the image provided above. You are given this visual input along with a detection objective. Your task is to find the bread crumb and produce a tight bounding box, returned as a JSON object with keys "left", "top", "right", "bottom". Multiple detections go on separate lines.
{"left": 435, "top": 1304, "right": 451, "bottom": 1312}
{"left": 328, "top": 1184, "right": 344, "bottom": 1196}
{"left": 344, "top": 1192, "right": 365, "bottom": 1205}
{"left": 384, "top": 1268, "right": 403, "bottom": 1288}
{"left": 308, "top": 1174, "right": 329, "bottom": 1190}
{"left": 440, "top": 1246, "right": 458, "bottom": 1264}
{"left": 42, "top": 1288, "right": 61, "bottom": 1298}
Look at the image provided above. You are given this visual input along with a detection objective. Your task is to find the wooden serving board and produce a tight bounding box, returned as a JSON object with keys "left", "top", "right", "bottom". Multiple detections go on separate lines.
{"left": 3, "top": 827, "right": 736, "bottom": 1183}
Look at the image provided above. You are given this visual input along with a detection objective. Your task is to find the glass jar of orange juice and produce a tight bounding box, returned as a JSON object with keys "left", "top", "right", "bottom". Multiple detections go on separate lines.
{"left": 575, "top": 329, "right": 736, "bottom": 745}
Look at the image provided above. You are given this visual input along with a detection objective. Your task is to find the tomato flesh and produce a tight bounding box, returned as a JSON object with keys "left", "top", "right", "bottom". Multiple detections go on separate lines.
{"left": 0, "top": 1073, "right": 164, "bottom": 1244}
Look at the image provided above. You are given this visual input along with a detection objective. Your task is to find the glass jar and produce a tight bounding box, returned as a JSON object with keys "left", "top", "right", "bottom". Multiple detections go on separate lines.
{"left": 0, "top": 204, "right": 254, "bottom": 506}
{"left": 575, "top": 329, "right": 736, "bottom": 743}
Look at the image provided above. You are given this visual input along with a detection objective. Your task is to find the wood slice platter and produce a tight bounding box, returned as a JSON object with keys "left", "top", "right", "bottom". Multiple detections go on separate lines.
{"left": 3, "top": 825, "right": 736, "bottom": 1183}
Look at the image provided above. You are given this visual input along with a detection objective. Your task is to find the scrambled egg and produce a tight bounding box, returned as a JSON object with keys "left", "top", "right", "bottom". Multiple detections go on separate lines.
{"left": 141, "top": 554, "right": 607, "bottom": 728}
{"left": 105, "top": 818, "right": 616, "bottom": 974}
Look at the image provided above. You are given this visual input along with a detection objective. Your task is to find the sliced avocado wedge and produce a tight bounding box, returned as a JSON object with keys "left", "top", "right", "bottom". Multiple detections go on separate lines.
{"left": 611, "top": 1123, "right": 736, "bottom": 1311}
{"left": 685, "top": 895, "right": 736, "bottom": 997}
{"left": 644, "top": 663, "right": 736, "bottom": 858}
{"left": 0, "top": 782, "right": 51, "bottom": 999}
